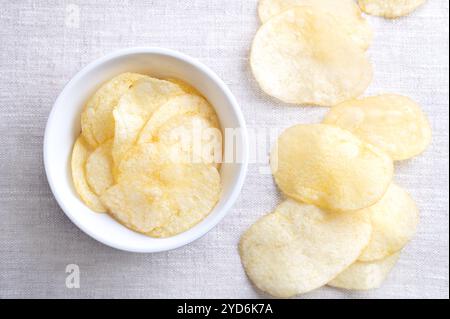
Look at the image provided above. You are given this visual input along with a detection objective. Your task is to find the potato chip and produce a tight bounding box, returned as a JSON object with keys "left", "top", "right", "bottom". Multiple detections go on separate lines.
{"left": 166, "top": 78, "right": 202, "bottom": 95}
{"left": 137, "top": 94, "right": 220, "bottom": 144}
{"left": 358, "top": 0, "right": 426, "bottom": 18}
{"left": 258, "top": 0, "right": 373, "bottom": 50}
{"left": 80, "top": 73, "right": 147, "bottom": 147}
{"left": 250, "top": 6, "right": 373, "bottom": 106}
{"left": 102, "top": 143, "right": 221, "bottom": 237}
{"left": 271, "top": 124, "right": 393, "bottom": 212}
{"left": 112, "top": 77, "right": 184, "bottom": 165}
{"left": 329, "top": 252, "right": 400, "bottom": 290}
{"left": 85, "top": 140, "right": 114, "bottom": 196}
{"left": 71, "top": 137, "right": 106, "bottom": 212}
{"left": 323, "top": 94, "right": 432, "bottom": 161}
{"left": 358, "top": 183, "right": 419, "bottom": 262}
{"left": 239, "top": 199, "right": 372, "bottom": 297}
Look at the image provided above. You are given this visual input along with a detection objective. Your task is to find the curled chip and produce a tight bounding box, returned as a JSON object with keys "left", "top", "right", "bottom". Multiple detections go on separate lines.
{"left": 239, "top": 199, "right": 372, "bottom": 297}
{"left": 81, "top": 73, "right": 147, "bottom": 147}
{"left": 258, "top": 0, "right": 373, "bottom": 50}
{"left": 112, "top": 77, "right": 184, "bottom": 165}
{"left": 358, "top": 0, "right": 426, "bottom": 18}
{"left": 85, "top": 140, "right": 114, "bottom": 196}
{"left": 271, "top": 124, "right": 393, "bottom": 212}
{"left": 137, "top": 94, "right": 220, "bottom": 144}
{"left": 329, "top": 252, "right": 400, "bottom": 290}
{"left": 323, "top": 94, "right": 432, "bottom": 161}
{"left": 71, "top": 137, "right": 106, "bottom": 212}
{"left": 358, "top": 183, "right": 419, "bottom": 262}
{"left": 250, "top": 6, "right": 373, "bottom": 106}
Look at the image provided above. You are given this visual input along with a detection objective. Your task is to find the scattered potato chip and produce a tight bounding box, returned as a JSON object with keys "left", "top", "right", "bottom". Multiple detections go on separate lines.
{"left": 250, "top": 6, "right": 373, "bottom": 106}
{"left": 271, "top": 124, "right": 393, "bottom": 212}
{"left": 85, "top": 139, "right": 114, "bottom": 196}
{"left": 358, "top": 0, "right": 426, "bottom": 18}
{"left": 358, "top": 183, "right": 419, "bottom": 262}
{"left": 239, "top": 199, "right": 372, "bottom": 297}
{"left": 71, "top": 137, "right": 106, "bottom": 212}
{"left": 80, "top": 73, "right": 147, "bottom": 147}
{"left": 329, "top": 252, "right": 400, "bottom": 290}
{"left": 112, "top": 78, "right": 185, "bottom": 165}
{"left": 102, "top": 143, "right": 221, "bottom": 237}
{"left": 258, "top": 0, "right": 373, "bottom": 50}
{"left": 323, "top": 94, "right": 432, "bottom": 161}
{"left": 137, "top": 94, "right": 220, "bottom": 144}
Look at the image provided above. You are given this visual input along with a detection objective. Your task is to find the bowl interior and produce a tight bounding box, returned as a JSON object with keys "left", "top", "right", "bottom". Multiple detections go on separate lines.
{"left": 45, "top": 49, "right": 247, "bottom": 252}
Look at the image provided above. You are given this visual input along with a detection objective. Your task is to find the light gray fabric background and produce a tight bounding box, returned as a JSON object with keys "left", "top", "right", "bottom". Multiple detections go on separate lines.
{"left": 0, "top": 0, "right": 448, "bottom": 299}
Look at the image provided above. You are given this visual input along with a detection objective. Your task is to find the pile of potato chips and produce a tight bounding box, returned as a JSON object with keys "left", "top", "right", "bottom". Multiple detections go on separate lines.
{"left": 240, "top": 0, "right": 432, "bottom": 297}
{"left": 72, "top": 73, "right": 223, "bottom": 238}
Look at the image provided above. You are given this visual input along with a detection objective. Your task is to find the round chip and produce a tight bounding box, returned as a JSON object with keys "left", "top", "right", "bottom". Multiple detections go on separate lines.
{"left": 165, "top": 78, "right": 202, "bottom": 95}
{"left": 358, "top": 0, "right": 426, "bottom": 18}
{"left": 271, "top": 124, "right": 393, "bottom": 212}
{"left": 112, "top": 77, "right": 185, "bottom": 165}
{"left": 137, "top": 94, "right": 220, "bottom": 144}
{"left": 71, "top": 137, "right": 106, "bottom": 212}
{"left": 80, "top": 72, "right": 147, "bottom": 147}
{"left": 250, "top": 6, "right": 373, "bottom": 106}
{"left": 323, "top": 94, "right": 432, "bottom": 161}
{"left": 358, "top": 183, "right": 419, "bottom": 262}
{"left": 329, "top": 252, "right": 400, "bottom": 290}
{"left": 85, "top": 140, "right": 114, "bottom": 196}
{"left": 258, "top": 0, "right": 373, "bottom": 50}
{"left": 239, "top": 199, "right": 372, "bottom": 298}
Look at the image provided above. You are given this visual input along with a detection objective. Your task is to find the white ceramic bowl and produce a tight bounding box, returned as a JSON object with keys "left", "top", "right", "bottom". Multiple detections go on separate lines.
{"left": 44, "top": 47, "right": 248, "bottom": 253}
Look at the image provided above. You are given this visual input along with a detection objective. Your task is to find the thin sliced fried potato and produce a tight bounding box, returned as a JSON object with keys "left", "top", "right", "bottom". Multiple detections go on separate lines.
{"left": 137, "top": 94, "right": 220, "bottom": 144}
{"left": 112, "top": 77, "right": 185, "bottom": 165}
{"left": 258, "top": 0, "right": 373, "bottom": 50}
{"left": 329, "top": 252, "right": 400, "bottom": 290}
{"left": 358, "top": 0, "right": 426, "bottom": 18}
{"left": 71, "top": 137, "right": 106, "bottom": 212}
{"left": 85, "top": 139, "right": 114, "bottom": 196}
{"left": 358, "top": 184, "right": 419, "bottom": 262}
{"left": 166, "top": 78, "right": 202, "bottom": 95}
{"left": 251, "top": 6, "right": 373, "bottom": 106}
{"left": 271, "top": 124, "right": 393, "bottom": 212}
{"left": 101, "top": 144, "right": 221, "bottom": 237}
{"left": 239, "top": 199, "right": 372, "bottom": 298}
{"left": 323, "top": 94, "right": 432, "bottom": 161}
{"left": 81, "top": 73, "right": 147, "bottom": 147}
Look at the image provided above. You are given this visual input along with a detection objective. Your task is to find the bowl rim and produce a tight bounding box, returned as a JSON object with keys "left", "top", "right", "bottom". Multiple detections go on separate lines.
{"left": 43, "top": 47, "right": 249, "bottom": 253}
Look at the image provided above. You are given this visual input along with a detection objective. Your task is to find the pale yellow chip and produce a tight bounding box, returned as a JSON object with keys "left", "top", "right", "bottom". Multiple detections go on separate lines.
{"left": 112, "top": 77, "right": 185, "bottom": 165}
{"left": 358, "top": 183, "right": 419, "bottom": 262}
{"left": 358, "top": 0, "right": 426, "bottom": 18}
{"left": 271, "top": 124, "right": 393, "bottom": 212}
{"left": 71, "top": 137, "right": 106, "bottom": 212}
{"left": 258, "top": 0, "right": 373, "bottom": 50}
{"left": 323, "top": 94, "right": 432, "bottom": 161}
{"left": 80, "top": 73, "right": 147, "bottom": 147}
{"left": 101, "top": 143, "right": 221, "bottom": 237}
{"left": 239, "top": 199, "right": 372, "bottom": 298}
{"left": 85, "top": 139, "right": 114, "bottom": 196}
{"left": 329, "top": 252, "right": 400, "bottom": 290}
{"left": 137, "top": 94, "right": 220, "bottom": 144}
{"left": 165, "top": 78, "right": 202, "bottom": 95}
{"left": 250, "top": 6, "right": 373, "bottom": 106}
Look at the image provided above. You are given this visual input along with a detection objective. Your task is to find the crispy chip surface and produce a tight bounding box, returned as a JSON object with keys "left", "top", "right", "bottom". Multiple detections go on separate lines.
{"left": 258, "top": 0, "right": 373, "bottom": 50}
{"left": 271, "top": 124, "right": 393, "bottom": 212}
{"left": 112, "top": 77, "right": 185, "bottom": 165}
{"left": 80, "top": 73, "right": 147, "bottom": 147}
{"left": 71, "top": 137, "right": 106, "bottom": 212}
{"left": 239, "top": 199, "right": 372, "bottom": 297}
{"left": 251, "top": 6, "right": 373, "bottom": 106}
{"left": 85, "top": 139, "right": 114, "bottom": 196}
{"left": 358, "top": 0, "right": 426, "bottom": 18}
{"left": 358, "top": 183, "right": 419, "bottom": 262}
{"left": 323, "top": 94, "right": 432, "bottom": 160}
{"left": 329, "top": 252, "right": 400, "bottom": 290}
